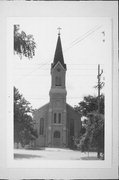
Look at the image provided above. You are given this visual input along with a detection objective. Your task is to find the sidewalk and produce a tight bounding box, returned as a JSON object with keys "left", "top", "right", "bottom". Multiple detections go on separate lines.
{"left": 80, "top": 152, "right": 99, "bottom": 160}
{"left": 14, "top": 148, "right": 100, "bottom": 160}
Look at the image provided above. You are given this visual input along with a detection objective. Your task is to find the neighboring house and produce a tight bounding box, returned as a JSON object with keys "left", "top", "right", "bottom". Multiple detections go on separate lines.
{"left": 33, "top": 31, "right": 81, "bottom": 148}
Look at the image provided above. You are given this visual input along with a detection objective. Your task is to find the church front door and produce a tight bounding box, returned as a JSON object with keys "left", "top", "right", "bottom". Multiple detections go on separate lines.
{"left": 53, "top": 131, "right": 61, "bottom": 147}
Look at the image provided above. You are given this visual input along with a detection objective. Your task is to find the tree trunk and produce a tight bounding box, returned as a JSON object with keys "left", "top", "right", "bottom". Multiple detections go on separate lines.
{"left": 97, "top": 146, "right": 100, "bottom": 159}
{"left": 17, "top": 142, "right": 19, "bottom": 149}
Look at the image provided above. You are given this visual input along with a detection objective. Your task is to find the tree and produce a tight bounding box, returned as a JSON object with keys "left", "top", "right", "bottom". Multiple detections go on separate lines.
{"left": 77, "top": 113, "right": 104, "bottom": 159}
{"left": 74, "top": 94, "right": 104, "bottom": 116}
{"left": 74, "top": 94, "right": 104, "bottom": 159}
{"left": 14, "top": 25, "right": 36, "bottom": 59}
{"left": 86, "top": 113, "right": 104, "bottom": 158}
{"left": 14, "top": 87, "right": 38, "bottom": 148}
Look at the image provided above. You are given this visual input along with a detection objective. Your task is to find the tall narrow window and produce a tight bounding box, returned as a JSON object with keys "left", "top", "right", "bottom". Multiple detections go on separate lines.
{"left": 54, "top": 113, "right": 57, "bottom": 123}
{"left": 39, "top": 118, "right": 44, "bottom": 135}
{"left": 58, "top": 113, "right": 61, "bottom": 123}
{"left": 55, "top": 76, "right": 61, "bottom": 86}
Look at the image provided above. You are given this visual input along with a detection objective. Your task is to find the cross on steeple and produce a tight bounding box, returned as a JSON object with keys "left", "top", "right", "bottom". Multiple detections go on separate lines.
{"left": 57, "top": 27, "right": 61, "bottom": 36}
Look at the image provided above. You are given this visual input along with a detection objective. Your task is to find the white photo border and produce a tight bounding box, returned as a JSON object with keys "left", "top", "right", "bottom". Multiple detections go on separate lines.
{"left": 0, "top": 1, "right": 118, "bottom": 179}
{"left": 7, "top": 16, "right": 112, "bottom": 169}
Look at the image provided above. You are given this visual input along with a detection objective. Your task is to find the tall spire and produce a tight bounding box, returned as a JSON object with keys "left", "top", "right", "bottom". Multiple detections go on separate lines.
{"left": 51, "top": 28, "right": 66, "bottom": 69}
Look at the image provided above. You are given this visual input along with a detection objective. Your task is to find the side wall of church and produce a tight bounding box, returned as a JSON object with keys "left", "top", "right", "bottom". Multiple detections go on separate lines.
{"left": 66, "top": 104, "right": 82, "bottom": 148}
{"left": 33, "top": 103, "right": 49, "bottom": 148}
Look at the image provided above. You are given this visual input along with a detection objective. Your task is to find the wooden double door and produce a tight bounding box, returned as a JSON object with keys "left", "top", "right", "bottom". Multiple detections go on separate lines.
{"left": 53, "top": 131, "right": 61, "bottom": 147}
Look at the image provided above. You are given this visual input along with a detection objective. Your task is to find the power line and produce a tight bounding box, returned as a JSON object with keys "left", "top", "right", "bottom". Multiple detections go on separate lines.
{"left": 66, "top": 26, "right": 102, "bottom": 51}
{"left": 14, "top": 64, "right": 99, "bottom": 82}
{"left": 15, "top": 74, "right": 97, "bottom": 78}
{"left": 23, "top": 96, "right": 84, "bottom": 100}
{"left": 64, "top": 25, "right": 102, "bottom": 52}
{"left": 14, "top": 67, "right": 98, "bottom": 70}
{"left": 68, "top": 25, "right": 100, "bottom": 45}
{"left": 14, "top": 63, "right": 104, "bottom": 67}
{"left": 14, "top": 25, "right": 103, "bottom": 82}
{"left": 14, "top": 58, "right": 52, "bottom": 82}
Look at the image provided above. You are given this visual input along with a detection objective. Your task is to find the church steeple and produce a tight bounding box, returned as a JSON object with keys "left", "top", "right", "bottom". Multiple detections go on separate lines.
{"left": 51, "top": 28, "right": 66, "bottom": 69}
{"left": 50, "top": 29, "right": 67, "bottom": 89}
{"left": 49, "top": 29, "right": 67, "bottom": 147}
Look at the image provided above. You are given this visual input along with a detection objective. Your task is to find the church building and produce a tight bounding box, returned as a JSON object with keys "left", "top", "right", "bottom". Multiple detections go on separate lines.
{"left": 33, "top": 30, "right": 81, "bottom": 148}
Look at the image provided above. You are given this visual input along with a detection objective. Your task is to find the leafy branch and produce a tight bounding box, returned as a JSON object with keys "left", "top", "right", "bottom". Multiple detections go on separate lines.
{"left": 14, "top": 25, "right": 36, "bottom": 59}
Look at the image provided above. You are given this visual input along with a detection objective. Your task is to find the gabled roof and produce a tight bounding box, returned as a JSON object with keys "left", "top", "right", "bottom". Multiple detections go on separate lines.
{"left": 66, "top": 103, "right": 81, "bottom": 117}
{"left": 51, "top": 34, "right": 66, "bottom": 69}
{"left": 33, "top": 102, "right": 50, "bottom": 113}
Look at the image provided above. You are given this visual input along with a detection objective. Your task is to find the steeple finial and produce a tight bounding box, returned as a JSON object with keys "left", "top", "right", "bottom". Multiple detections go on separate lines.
{"left": 57, "top": 27, "right": 61, "bottom": 36}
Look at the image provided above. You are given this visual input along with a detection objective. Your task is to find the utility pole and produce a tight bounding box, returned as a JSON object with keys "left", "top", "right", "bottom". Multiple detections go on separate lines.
{"left": 96, "top": 64, "right": 104, "bottom": 159}
{"left": 97, "top": 64, "right": 104, "bottom": 114}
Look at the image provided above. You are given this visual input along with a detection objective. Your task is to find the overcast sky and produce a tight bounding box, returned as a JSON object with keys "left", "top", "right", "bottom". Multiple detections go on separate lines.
{"left": 11, "top": 17, "right": 111, "bottom": 109}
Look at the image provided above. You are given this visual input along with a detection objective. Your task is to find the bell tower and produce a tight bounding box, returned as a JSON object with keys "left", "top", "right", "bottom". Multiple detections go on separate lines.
{"left": 48, "top": 28, "right": 67, "bottom": 147}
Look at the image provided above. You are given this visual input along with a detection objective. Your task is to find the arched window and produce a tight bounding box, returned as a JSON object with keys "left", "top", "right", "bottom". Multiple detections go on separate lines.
{"left": 58, "top": 113, "right": 61, "bottom": 123}
{"left": 55, "top": 76, "right": 61, "bottom": 86}
{"left": 54, "top": 131, "right": 60, "bottom": 138}
{"left": 54, "top": 113, "right": 57, "bottom": 123}
{"left": 39, "top": 118, "right": 44, "bottom": 135}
